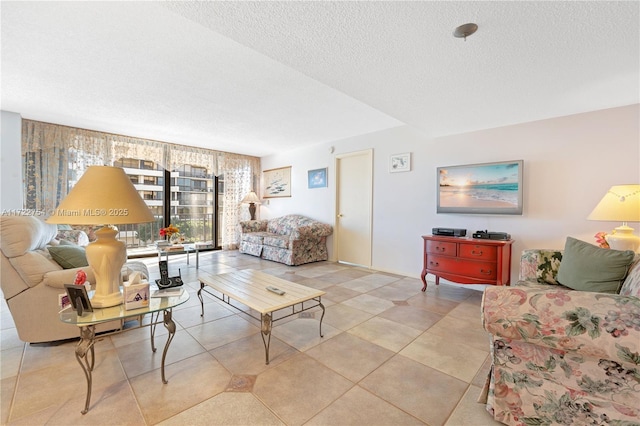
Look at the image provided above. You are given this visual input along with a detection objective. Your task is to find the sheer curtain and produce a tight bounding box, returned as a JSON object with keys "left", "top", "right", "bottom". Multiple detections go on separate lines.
{"left": 218, "top": 152, "right": 260, "bottom": 250}
{"left": 23, "top": 121, "right": 110, "bottom": 212}
{"left": 22, "top": 119, "right": 260, "bottom": 249}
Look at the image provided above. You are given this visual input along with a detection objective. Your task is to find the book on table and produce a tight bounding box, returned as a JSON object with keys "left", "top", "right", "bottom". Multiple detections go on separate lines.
{"left": 151, "top": 287, "right": 185, "bottom": 298}
{"left": 161, "top": 245, "right": 184, "bottom": 251}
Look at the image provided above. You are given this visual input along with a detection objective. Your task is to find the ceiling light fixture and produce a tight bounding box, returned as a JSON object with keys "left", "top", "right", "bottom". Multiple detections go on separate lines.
{"left": 453, "top": 23, "right": 478, "bottom": 41}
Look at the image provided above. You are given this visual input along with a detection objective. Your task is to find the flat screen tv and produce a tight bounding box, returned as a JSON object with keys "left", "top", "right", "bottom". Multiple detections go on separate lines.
{"left": 437, "top": 160, "right": 523, "bottom": 215}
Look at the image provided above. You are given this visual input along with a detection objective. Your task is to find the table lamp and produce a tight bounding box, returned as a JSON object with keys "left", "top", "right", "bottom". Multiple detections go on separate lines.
{"left": 241, "top": 191, "right": 261, "bottom": 220}
{"left": 588, "top": 184, "right": 640, "bottom": 252}
{"left": 47, "top": 166, "right": 155, "bottom": 307}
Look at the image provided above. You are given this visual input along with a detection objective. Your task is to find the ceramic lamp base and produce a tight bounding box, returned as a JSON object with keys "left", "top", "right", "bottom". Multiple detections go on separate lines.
{"left": 86, "top": 226, "right": 126, "bottom": 307}
{"left": 605, "top": 224, "right": 640, "bottom": 252}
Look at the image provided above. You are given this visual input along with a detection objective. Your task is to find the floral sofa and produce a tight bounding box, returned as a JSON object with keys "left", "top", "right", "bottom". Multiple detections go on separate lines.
{"left": 480, "top": 244, "right": 640, "bottom": 425}
{"left": 239, "top": 214, "right": 333, "bottom": 266}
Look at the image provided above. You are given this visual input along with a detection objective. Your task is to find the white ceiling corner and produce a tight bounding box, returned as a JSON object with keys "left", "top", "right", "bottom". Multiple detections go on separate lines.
{"left": 2, "top": 1, "right": 638, "bottom": 157}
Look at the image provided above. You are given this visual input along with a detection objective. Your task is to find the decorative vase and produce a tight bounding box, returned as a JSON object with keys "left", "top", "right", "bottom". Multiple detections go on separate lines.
{"left": 169, "top": 233, "right": 181, "bottom": 245}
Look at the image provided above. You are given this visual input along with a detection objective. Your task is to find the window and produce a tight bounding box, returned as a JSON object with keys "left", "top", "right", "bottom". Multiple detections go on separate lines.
{"left": 141, "top": 160, "right": 155, "bottom": 170}
{"left": 143, "top": 176, "right": 158, "bottom": 185}
{"left": 22, "top": 119, "right": 259, "bottom": 253}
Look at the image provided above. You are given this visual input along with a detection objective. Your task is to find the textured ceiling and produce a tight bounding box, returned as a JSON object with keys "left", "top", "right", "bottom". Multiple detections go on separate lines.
{"left": 2, "top": 1, "right": 638, "bottom": 157}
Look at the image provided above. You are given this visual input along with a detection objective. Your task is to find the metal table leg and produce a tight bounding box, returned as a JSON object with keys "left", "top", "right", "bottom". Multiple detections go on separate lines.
{"left": 318, "top": 298, "right": 326, "bottom": 337}
{"left": 198, "top": 281, "right": 205, "bottom": 317}
{"left": 260, "top": 313, "right": 273, "bottom": 364}
{"left": 150, "top": 311, "right": 159, "bottom": 352}
{"left": 76, "top": 325, "right": 96, "bottom": 415}
{"left": 161, "top": 309, "right": 176, "bottom": 383}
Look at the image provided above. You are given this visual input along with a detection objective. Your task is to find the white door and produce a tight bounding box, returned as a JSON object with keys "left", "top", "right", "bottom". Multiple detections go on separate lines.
{"left": 335, "top": 149, "right": 372, "bottom": 267}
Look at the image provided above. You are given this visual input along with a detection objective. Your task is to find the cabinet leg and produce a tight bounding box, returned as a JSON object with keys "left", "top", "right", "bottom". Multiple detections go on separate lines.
{"left": 420, "top": 269, "right": 428, "bottom": 291}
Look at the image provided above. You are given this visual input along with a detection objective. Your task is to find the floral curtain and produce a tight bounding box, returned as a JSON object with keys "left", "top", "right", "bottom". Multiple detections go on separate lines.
{"left": 218, "top": 152, "right": 260, "bottom": 250}
{"left": 22, "top": 119, "right": 259, "bottom": 250}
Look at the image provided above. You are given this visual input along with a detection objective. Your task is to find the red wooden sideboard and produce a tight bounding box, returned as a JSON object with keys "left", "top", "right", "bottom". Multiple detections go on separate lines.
{"left": 420, "top": 235, "right": 513, "bottom": 291}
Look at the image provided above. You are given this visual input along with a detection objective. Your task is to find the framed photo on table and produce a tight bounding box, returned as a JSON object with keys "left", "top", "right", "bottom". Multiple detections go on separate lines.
{"left": 263, "top": 166, "right": 292, "bottom": 198}
{"left": 308, "top": 168, "right": 328, "bottom": 189}
{"left": 64, "top": 284, "right": 93, "bottom": 315}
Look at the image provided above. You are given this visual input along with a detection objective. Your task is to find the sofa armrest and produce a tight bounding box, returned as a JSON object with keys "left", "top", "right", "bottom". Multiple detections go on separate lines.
{"left": 519, "top": 249, "right": 563, "bottom": 285}
{"left": 43, "top": 262, "right": 148, "bottom": 290}
{"left": 239, "top": 220, "right": 268, "bottom": 233}
{"left": 291, "top": 223, "right": 333, "bottom": 240}
{"left": 482, "top": 285, "right": 640, "bottom": 363}
{"left": 43, "top": 267, "right": 96, "bottom": 289}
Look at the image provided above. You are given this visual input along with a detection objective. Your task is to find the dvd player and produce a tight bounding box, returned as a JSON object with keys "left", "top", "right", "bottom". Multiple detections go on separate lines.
{"left": 472, "top": 230, "right": 511, "bottom": 240}
{"left": 432, "top": 228, "right": 467, "bottom": 237}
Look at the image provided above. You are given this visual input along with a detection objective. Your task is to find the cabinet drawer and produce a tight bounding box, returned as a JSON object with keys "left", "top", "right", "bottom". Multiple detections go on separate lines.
{"left": 425, "top": 255, "right": 458, "bottom": 273}
{"left": 427, "top": 256, "right": 497, "bottom": 280}
{"left": 457, "top": 260, "right": 497, "bottom": 280}
{"left": 426, "top": 240, "right": 457, "bottom": 256}
{"left": 459, "top": 243, "right": 497, "bottom": 261}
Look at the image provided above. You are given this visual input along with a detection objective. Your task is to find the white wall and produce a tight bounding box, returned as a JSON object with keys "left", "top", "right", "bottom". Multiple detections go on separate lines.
{"left": 0, "top": 110, "right": 23, "bottom": 210}
{"left": 4, "top": 105, "right": 638, "bottom": 281}
{"left": 261, "top": 104, "right": 640, "bottom": 281}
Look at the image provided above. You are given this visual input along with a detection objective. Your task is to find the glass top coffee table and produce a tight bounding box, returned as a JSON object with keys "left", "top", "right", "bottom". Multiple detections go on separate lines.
{"left": 157, "top": 242, "right": 213, "bottom": 268}
{"left": 60, "top": 290, "right": 190, "bottom": 414}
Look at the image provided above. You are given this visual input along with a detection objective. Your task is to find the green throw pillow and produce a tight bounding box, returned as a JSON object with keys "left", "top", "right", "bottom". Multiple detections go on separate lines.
{"left": 557, "top": 236, "right": 635, "bottom": 293}
{"left": 48, "top": 245, "right": 89, "bottom": 269}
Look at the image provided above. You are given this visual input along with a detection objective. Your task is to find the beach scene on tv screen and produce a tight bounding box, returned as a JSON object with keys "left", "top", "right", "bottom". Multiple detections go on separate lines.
{"left": 439, "top": 162, "right": 520, "bottom": 209}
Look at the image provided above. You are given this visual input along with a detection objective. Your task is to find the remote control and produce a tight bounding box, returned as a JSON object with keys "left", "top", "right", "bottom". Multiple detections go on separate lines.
{"left": 266, "top": 286, "right": 285, "bottom": 295}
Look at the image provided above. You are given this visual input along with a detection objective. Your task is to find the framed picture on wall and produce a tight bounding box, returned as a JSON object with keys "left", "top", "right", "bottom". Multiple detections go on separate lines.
{"left": 437, "top": 159, "right": 523, "bottom": 215}
{"left": 308, "top": 168, "right": 328, "bottom": 189}
{"left": 390, "top": 153, "right": 411, "bottom": 173}
{"left": 263, "top": 166, "right": 292, "bottom": 198}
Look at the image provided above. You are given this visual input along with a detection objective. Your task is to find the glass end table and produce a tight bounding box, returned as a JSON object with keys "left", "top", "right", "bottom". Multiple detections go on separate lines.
{"left": 59, "top": 290, "right": 190, "bottom": 414}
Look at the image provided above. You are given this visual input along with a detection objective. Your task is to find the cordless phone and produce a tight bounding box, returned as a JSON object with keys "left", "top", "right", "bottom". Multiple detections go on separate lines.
{"left": 155, "top": 261, "right": 183, "bottom": 289}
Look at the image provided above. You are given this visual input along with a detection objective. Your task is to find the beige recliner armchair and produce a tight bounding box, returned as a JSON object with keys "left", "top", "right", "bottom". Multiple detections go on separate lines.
{"left": 0, "top": 216, "right": 149, "bottom": 343}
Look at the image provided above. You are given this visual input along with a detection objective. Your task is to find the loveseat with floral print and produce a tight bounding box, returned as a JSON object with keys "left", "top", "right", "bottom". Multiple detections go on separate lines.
{"left": 480, "top": 248, "right": 640, "bottom": 425}
{"left": 238, "top": 214, "right": 333, "bottom": 266}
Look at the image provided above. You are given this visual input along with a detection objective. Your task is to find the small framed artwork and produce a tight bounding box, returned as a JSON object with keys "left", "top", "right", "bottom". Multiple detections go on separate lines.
{"left": 263, "top": 166, "right": 292, "bottom": 198}
{"left": 64, "top": 284, "right": 93, "bottom": 315}
{"left": 308, "top": 168, "right": 328, "bottom": 189}
{"left": 390, "top": 153, "right": 411, "bottom": 173}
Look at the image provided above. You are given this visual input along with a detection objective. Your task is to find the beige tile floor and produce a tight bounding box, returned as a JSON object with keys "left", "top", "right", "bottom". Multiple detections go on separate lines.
{"left": 1, "top": 250, "right": 502, "bottom": 425}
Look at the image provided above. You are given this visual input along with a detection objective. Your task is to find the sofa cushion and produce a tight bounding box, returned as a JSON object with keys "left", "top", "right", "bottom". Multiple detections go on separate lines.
{"left": 242, "top": 232, "right": 271, "bottom": 245}
{"left": 519, "top": 249, "right": 563, "bottom": 285}
{"left": 263, "top": 234, "right": 290, "bottom": 249}
{"left": 557, "top": 237, "right": 635, "bottom": 294}
{"left": 619, "top": 255, "right": 640, "bottom": 297}
{"left": 56, "top": 229, "right": 90, "bottom": 246}
{"left": 9, "top": 251, "right": 62, "bottom": 288}
{"left": 48, "top": 245, "right": 89, "bottom": 269}
{"left": 0, "top": 216, "right": 57, "bottom": 257}
{"left": 267, "top": 215, "right": 308, "bottom": 235}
